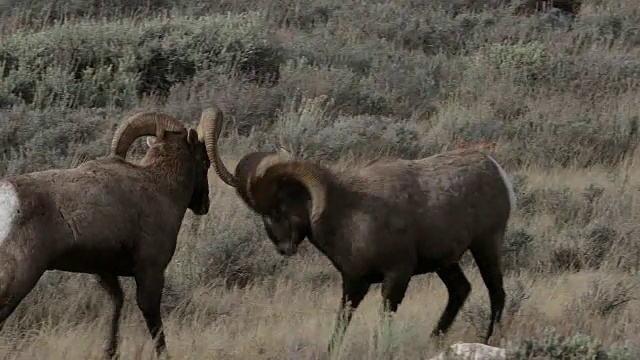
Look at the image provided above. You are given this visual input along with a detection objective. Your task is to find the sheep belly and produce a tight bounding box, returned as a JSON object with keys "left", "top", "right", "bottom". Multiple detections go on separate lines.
{"left": 51, "top": 204, "right": 139, "bottom": 275}
{"left": 48, "top": 247, "right": 135, "bottom": 276}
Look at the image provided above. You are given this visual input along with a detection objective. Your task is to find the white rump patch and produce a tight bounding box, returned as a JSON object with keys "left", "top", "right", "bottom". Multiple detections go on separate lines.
{"left": 486, "top": 155, "right": 516, "bottom": 211}
{"left": 0, "top": 181, "right": 19, "bottom": 246}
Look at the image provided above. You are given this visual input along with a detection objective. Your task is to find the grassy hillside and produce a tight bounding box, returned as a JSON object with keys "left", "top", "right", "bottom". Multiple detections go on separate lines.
{"left": 1, "top": 0, "right": 640, "bottom": 358}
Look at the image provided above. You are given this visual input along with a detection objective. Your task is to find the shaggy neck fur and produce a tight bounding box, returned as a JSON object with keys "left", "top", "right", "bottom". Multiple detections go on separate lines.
{"left": 139, "top": 145, "right": 195, "bottom": 209}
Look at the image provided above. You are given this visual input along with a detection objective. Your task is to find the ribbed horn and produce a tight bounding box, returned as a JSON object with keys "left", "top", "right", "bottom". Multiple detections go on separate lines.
{"left": 111, "top": 112, "right": 185, "bottom": 158}
{"left": 248, "top": 161, "right": 327, "bottom": 223}
{"left": 197, "top": 107, "right": 238, "bottom": 187}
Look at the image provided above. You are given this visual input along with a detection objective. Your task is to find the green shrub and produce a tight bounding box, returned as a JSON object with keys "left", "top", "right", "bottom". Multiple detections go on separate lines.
{"left": 511, "top": 327, "right": 636, "bottom": 359}
{"left": 0, "top": 107, "right": 115, "bottom": 175}
{"left": 169, "top": 210, "right": 287, "bottom": 291}
{"left": 273, "top": 94, "right": 425, "bottom": 161}
{"left": 0, "top": 12, "right": 283, "bottom": 108}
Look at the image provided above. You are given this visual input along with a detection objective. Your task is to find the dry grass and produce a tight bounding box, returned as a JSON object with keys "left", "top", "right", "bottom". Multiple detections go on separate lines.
{"left": 2, "top": 271, "right": 638, "bottom": 359}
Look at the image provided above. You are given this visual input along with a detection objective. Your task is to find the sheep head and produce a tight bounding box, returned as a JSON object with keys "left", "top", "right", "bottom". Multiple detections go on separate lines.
{"left": 201, "top": 106, "right": 326, "bottom": 254}
{"left": 244, "top": 160, "right": 328, "bottom": 256}
{"left": 110, "top": 109, "right": 219, "bottom": 215}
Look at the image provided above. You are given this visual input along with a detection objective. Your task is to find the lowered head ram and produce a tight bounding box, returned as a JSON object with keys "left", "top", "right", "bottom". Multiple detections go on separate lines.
{"left": 207, "top": 111, "right": 516, "bottom": 353}
{"left": 0, "top": 109, "right": 220, "bottom": 359}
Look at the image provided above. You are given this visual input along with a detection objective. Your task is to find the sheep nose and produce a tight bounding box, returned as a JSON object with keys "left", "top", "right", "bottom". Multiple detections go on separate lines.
{"left": 194, "top": 199, "right": 209, "bottom": 215}
{"left": 276, "top": 243, "right": 297, "bottom": 256}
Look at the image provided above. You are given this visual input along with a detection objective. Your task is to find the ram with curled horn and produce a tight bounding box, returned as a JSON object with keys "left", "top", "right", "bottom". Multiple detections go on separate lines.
{"left": 0, "top": 108, "right": 222, "bottom": 359}
{"left": 207, "top": 110, "right": 517, "bottom": 353}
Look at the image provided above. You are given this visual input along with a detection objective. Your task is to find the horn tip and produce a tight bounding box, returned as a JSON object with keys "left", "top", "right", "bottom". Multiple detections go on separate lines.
{"left": 202, "top": 106, "right": 223, "bottom": 116}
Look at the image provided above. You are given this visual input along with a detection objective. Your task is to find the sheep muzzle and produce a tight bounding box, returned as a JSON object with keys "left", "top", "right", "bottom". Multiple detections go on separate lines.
{"left": 275, "top": 232, "right": 299, "bottom": 256}
{"left": 192, "top": 196, "right": 210, "bottom": 215}
{"left": 262, "top": 216, "right": 302, "bottom": 256}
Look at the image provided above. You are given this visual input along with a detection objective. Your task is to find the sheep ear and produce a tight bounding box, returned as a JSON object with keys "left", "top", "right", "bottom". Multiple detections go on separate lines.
{"left": 146, "top": 136, "right": 157, "bottom": 147}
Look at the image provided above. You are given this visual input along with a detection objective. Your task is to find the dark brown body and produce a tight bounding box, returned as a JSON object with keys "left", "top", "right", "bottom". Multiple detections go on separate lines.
{"left": 300, "top": 150, "right": 513, "bottom": 350}
{"left": 314, "top": 151, "right": 511, "bottom": 282}
{"left": 0, "top": 110, "right": 220, "bottom": 359}
{"left": 2, "top": 156, "right": 191, "bottom": 278}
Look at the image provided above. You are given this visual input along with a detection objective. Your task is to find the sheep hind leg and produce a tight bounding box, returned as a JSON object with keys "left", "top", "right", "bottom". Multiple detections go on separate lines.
{"left": 327, "top": 277, "right": 370, "bottom": 354}
{"left": 470, "top": 235, "right": 506, "bottom": 344}
{"left": 134, "top": 268, "right": 168, "bottom": 359}
{"left": 96, "top": 274, "right": 124, "bottom": 359}
{"left": 430, "top": 263, "right": 471, "bottom": 338}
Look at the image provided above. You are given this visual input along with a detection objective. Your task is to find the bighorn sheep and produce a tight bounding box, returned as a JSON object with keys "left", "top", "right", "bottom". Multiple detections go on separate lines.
{"left": 0, "top": 109, "right": 220, "bottom": 359}
{"left": 206, "top": 110, "right": 516, "bottom": 351}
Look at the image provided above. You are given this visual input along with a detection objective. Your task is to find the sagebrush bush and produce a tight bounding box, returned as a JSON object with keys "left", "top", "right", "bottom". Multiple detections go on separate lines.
{"left": 0, "top": 12, "right": 283, "bottom": 108}
{"left": 510, "top": 327, "right": 636, "bottom": 359}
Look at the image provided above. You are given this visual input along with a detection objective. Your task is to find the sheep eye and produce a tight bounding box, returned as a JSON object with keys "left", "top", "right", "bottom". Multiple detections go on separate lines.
{"left": 272, "top": 207, "right": 286, "bottom": 220}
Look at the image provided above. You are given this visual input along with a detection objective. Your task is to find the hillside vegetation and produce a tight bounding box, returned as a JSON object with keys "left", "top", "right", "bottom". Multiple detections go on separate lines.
{"left": 1, "top": 0, "right": 640, "bottom": 359}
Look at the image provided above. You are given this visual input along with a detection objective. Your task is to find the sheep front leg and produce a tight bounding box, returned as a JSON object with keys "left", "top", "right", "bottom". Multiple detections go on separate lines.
{"left": 0, "top": 253, "right": 45, "bottom": 332}
{"left": 134, "top": 268, "right": 168, "bottom": 359}
{"left": 96, "top": 274, "right": 124, "bottom": 359}
{"left": 327, "top": 277, "right": 370, "bottom": 354}
{"left": 373, "top": 272, "right": 411, "bottom": 355}
{"left": 380, "top": 271, "right": 412, "bottom": 314}
{"left": 431, "top": 263, "right": 471, "bottom": 338}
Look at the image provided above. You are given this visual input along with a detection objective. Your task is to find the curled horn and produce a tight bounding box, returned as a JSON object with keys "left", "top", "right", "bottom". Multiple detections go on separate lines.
{"left": 111, "top": 112, "right": 185, "bottom": 158}
{"left": 248, "top": 161, "right": 327, "bottom": 223}
{"left": 199, "top": 105, "right": 298, "bottom": 208}
{"left": 197, "top": 107, "right": 239, "bottom": 188}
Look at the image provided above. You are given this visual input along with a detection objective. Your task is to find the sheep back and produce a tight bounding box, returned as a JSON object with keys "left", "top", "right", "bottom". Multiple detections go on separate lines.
{"left": 323, "top": 149, "right": 513, "bottom": 273}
